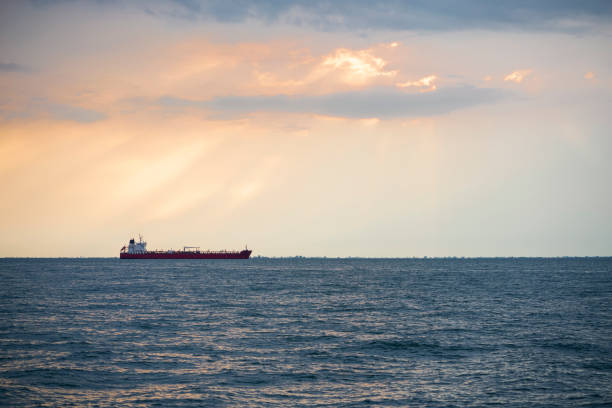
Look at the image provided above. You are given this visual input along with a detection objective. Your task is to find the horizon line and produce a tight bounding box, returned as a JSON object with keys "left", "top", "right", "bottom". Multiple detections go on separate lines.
{"left": 1, "top": 256, "right": 611, "bottom": 260}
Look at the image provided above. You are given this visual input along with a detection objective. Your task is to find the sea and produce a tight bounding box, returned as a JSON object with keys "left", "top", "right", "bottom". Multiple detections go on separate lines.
{"left": 0, "top": 257, "right": 611, "bottom": 407}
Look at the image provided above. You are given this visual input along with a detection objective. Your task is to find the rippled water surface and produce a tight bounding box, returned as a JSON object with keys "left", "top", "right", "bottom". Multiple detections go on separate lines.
{"left": 1, "top": 258, "right": 611, "bottom": 407}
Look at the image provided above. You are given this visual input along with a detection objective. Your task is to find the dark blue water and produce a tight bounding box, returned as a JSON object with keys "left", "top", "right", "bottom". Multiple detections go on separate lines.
{"left": 1, "top": 258, "right": 611, "bottom": 407}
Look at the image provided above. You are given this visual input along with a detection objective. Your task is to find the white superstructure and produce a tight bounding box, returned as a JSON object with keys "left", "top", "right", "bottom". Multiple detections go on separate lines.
{"left": 127, "top": 235, "right": 147, "bottom": 254}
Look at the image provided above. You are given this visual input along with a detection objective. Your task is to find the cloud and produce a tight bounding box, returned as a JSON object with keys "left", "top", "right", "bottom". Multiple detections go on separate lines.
{"left": 144, "top": 0, "right": 612, "bottom": 32}
{"left": 46, "top": 103, "right": 107, "bottom": 123}
{"left": 504, "top": 70, "right": 532, "bottom": 83}
{"left": 320, "top": 48, "right": 396, "bottom": 84}
{"left": 1, "top": 99, "right": 107, "bottom": 123}
{"left": 0, "top": 62, "right": 30, "bottom": 73}
{"left": 246, "top": 45, "right": 398, "bottom": 92}
{"left": 160, "top": 41, "right": 399, "bottom": 97}
{"left": 396, "top": 75, "right": 438, "bottom": 92}
{"left": 159, "top": 85, "right": 506, "bottom": 119}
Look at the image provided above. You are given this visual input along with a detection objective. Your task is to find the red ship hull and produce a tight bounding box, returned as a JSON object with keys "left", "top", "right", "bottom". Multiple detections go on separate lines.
{"left": 120, "top": 250, "right": 252, "bottom": 259}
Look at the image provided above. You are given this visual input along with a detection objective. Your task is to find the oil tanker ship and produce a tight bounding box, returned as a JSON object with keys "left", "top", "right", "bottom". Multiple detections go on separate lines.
{"left": 120, "top": 236, "right": 252, "bottom": 259}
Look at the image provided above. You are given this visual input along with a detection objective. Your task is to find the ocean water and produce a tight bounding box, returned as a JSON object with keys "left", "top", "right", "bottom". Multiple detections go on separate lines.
{"left": 0, "top": 258, "right": 611, "bottom": 407}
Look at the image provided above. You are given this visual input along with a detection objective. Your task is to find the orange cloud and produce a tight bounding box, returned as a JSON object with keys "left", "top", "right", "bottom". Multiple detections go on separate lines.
{"left": 216, "top": 43, "right": 399, "bottom": 94}
{"left": 396, "top": 75, "right": 438, "bottom": 92}
{"left": 504, "top": 69, "right": 532, "bottom": 83}
{"left": 320, "top": 48, "right": 397, "bottom": 85}
{"left": 1, "top": 38, "right": 406, "bottom": 124}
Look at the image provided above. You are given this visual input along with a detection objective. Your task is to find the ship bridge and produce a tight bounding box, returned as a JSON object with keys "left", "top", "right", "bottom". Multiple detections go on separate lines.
{"left": 125, "top": 236, "right": 147, "bottom": 254}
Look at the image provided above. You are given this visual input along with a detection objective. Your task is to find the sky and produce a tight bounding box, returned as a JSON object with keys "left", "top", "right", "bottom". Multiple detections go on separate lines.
{"left": 1, "top": 0, "right": 611, "bottom": 257}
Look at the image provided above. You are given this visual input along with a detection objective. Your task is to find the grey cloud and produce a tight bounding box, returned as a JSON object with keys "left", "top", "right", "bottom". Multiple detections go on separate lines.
{"left": 0, "top": 62, "right": 30, "bottom": 73}
{"left": 159, "top": 86, "right": 506, "bottom": 119}
{"left": 32, "top": 0, "right": 612, "bottom": 32}
{"left": 154, "top": 0, "right": 612, "bottom": 32}
{"left": 1, "top": 99, "right": 107, "bottom": 123}
{"left": 159, "top": 95, "right": 208, "bottom": 109}
{"left": 46, "top": 103, "right": 107, "bottom": 123}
